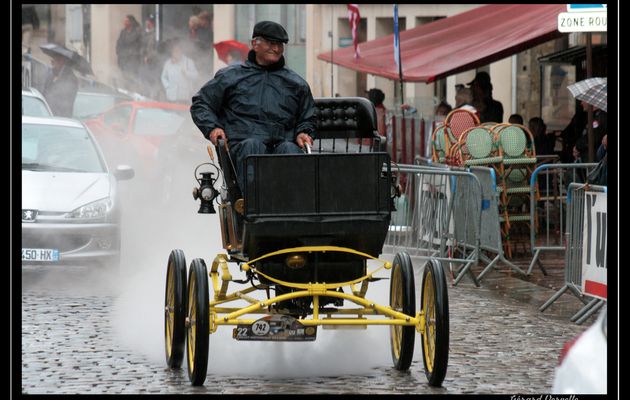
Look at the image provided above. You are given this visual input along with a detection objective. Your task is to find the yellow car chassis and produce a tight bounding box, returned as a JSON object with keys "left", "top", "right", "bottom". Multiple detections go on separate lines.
{"left": 165, "top": 245, "right": 449, "bottom": 388}
{"left": 208, "top": 246, "right": 422, "bottom": 332}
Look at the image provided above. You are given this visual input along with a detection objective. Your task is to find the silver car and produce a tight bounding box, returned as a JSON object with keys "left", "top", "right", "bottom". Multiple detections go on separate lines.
{"left": 22, "top": 87, "right": 53, "bottom": 117}
{"left": 21, "top": 116, "right": 134, "bottom": 270}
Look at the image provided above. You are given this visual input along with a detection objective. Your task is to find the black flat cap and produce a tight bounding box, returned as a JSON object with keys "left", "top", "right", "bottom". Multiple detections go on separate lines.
{"left": 252, "top": 21, "right": 289, "bottom": 43}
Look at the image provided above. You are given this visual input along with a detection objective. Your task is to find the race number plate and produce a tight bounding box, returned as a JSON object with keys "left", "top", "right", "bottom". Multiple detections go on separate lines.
{"left": 233, "top": 315, "right": 317, "bottom": 342}
{"left": 22, "top": 248, "right": 60, "bottom": 262}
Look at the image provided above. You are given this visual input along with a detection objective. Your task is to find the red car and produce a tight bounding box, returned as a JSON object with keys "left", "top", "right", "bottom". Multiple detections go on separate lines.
{"left": 85, "top": 101, "right": 190, "bottom": 180}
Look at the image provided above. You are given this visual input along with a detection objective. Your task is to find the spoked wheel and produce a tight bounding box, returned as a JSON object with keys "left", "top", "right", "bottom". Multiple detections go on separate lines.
{"left": 164, "top": 249, "right": 187, "bottom": 368}
{"left": 186, "top": 258, "right": 210, "bottom": 386}
{"left": 420, "top": 258, "right": 449, "bottom": 387}
{"left": 389, "top": 252, "right": 416, "bottom": 371}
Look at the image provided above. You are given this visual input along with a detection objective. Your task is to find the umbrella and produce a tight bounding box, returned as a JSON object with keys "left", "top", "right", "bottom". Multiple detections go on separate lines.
{"left": 213, "top": 40, "right": 249, "bottom": 64}
{"left": 40, "top": 43, "right": 94, "bottom": 76}
{"left": 567, "top": 77, "right": 607, "bottom": 112}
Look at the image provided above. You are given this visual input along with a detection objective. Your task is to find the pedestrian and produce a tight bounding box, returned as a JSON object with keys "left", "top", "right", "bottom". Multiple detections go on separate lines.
{"left": 116, "top": 14, "right": 143, "bottom": 92}
{"left": 529, "top": 117, "right": 554, "bottom": 156}
{"left": 367, "top": 88, "right": 387, "bottom": 138}
{"left": 195, "top": 11, "right": 214, "bottom": 77}
{"left": 140, "top": 14, "right": 160, "bottom": 99}
{"left": 454, "top": 86, "right": 479, "bottom": 118}
{"left": 468, "top": 71, "right": 504, "bottom": 123}
{"left": 508, "top": 114, "right": 524, "bottom": 125}
{"left": 42, "top": 53, "right": 78, "bottom": 117}
{"left": 596, "top": 134, "right": 607, "bottom": 162}
{"left": 434, "top": 100, "right": 452, "bottom": 123}
{"left": 161, "top": 41, "right": 199, "bottom": 104}
{"left": 191, "top": 20, "right": 316, "bottom": 192}
{"left": 559, "top": 100, "right": 587, "bottom": 163}
{"left": 571, "top": 141, "right": 588, "bottom": 183}
{"left": 587, "top": 134, "right": 607, "bottom": 185}
{"left": 22, "top": 5, "right": 40, "bottom": 54}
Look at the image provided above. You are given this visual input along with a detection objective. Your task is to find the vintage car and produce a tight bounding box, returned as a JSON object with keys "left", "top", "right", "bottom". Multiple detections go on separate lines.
{"left": 163, "top": 97, "right": 450, "bottom": 387}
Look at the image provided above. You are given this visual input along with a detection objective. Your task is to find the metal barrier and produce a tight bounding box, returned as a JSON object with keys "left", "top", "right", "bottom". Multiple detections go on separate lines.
{"left": 539, "top": 183, "right": 607, "bottom": 324}
{"left": 528, "top": 163, "right": 599, "bottom": 275}
{"left": 466, "top": 166, "right": 527, "bottom": 282}
{"left": 384, "top": 164, "right": 483, "bottom": 286}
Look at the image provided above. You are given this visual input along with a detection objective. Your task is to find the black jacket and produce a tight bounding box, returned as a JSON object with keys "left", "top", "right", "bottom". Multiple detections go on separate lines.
{"left": 191, "top": 51, "right": 316, "bottom": 143}
{"left": 479, "top": 98, "right": 504, "bottom": 124}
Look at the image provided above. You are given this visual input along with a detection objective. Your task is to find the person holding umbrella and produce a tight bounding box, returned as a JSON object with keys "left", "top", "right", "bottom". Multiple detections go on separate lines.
{"left": 40, "top": 45, "right": 79, "bottom": 117}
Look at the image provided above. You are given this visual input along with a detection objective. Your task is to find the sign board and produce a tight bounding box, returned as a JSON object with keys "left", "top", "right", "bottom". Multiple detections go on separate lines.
{"left": 581, "top": 191, "right": 607, "bottom": 300}
{"left": 558, "top": 11, "right": 607, "bottom": 32}
{"left": 567, "top": 4, "right": 607, "bottom": 12}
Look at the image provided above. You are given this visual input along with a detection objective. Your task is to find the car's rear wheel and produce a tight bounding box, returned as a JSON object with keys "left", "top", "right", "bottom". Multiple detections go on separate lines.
{"left": 421, "top": 258, "right": 449, "bottom": 387}
{"left": 389, "top": 252, "right": 415, "bottom": 371}
{"left": 186, "top": 258, "right": 209, "bottom": 386}
{"left": 164, "top": 249, "right": 187, "bottom": 368}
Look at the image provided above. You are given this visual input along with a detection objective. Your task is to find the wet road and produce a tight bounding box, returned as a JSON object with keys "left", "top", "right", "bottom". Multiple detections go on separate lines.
{"left": 21, "top": 261, "right": 587, "bottom": 394}
{"left": 20, "top": 188, "right": 591, "bottom": 394}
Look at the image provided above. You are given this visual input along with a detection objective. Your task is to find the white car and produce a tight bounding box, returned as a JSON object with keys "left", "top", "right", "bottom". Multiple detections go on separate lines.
{"left": 21, "top": 116, "right": 134, "bottom": 271}
{"left": 552, "top": 306, "right": 607, "bottom": 394}
{"left": 22, "top": 87, "right": 53, "bottom": 117}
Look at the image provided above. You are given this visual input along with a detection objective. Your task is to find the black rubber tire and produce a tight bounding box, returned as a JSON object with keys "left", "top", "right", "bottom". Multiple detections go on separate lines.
{"left": 420, "top": 258, "right": 449, "bottom": 387}
{"left": 164, "top": 249, "right": 187, "bottom": 368}
{"left": 389, "top": 252, "right": 416, "bottom": 371}
{"left": 186, "top": 258, "right": 210, "bottom": 386}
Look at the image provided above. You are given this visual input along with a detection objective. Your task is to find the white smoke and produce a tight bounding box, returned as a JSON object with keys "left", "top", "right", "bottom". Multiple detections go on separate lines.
{"left": 109, "top": 167, "right": 397, "bottom": 376}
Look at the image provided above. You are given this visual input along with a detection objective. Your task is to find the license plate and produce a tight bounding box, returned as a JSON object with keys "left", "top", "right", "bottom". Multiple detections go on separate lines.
{"left": 22, "top": 248, "right": 60, "bottom": 262}
{"left": 233, "top": 315, "right": 317, "bottom": 342}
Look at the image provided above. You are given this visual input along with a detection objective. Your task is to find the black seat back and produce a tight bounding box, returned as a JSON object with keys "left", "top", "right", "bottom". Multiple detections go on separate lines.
{"left": 313, "top": 97, "right": 383, "bottom": 152}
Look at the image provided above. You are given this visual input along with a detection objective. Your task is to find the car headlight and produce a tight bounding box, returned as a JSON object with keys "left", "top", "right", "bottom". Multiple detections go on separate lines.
{"left": 67, "top": 198, "right": 113, "bottom": 219}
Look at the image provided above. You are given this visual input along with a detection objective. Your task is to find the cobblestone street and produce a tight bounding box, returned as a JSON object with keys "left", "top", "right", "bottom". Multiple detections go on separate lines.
{"left": 21, "top": 257, "right": 588, "bottom": 394}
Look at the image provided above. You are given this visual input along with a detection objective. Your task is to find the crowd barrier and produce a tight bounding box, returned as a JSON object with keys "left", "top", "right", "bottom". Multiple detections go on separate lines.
{"left": 384, "top": 163, "right": 483, "bottom": 286}
{"left": 466, "top": 166, "right": 526, "bottom": 282}
{"left": 528, "top": 163, "right": 599, "bottom": 275}
{"left": 385, "top": 161, "right": 529, "bottom": 286}
{"left": 539, "top": 183, "right": 607, "bottom": 324}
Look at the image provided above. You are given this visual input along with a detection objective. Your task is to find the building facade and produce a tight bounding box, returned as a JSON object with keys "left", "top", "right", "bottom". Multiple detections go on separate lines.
{"left": 24, "top": 4, "right": 606, "bottom": 124}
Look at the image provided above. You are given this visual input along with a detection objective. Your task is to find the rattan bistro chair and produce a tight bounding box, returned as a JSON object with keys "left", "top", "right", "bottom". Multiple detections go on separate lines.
{"left": 449, "top": 126, "right": 503, "bottom": 168}
{"left": 431, "top": 124, "right": 456, "bottom": 163}
{"left": 444, "top": 108, "right": 480, "bottom": 142}
{"left": 493, "top": 123, "right": 538, "bottom": 258}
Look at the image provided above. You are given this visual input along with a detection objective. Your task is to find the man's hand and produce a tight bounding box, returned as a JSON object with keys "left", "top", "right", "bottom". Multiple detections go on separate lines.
{"left": 209, "top": 128, "right": 226, "bottom": 145}
{"left": 296, "top": 132, "right": 313, "bottom": 148}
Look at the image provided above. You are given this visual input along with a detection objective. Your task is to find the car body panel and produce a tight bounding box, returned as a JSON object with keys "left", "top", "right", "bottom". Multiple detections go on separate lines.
{"left": 72, "top": 90, "right": 132, "bottom": 120}
{"left": 84, "top": 101, "right": 189, "bottom": 179}
{"left": 552, "top": 307, "right": 607, "bottom": 394}
{"left": 22, "top": 171, "right": 112, "bottom": 213}
{"left": 22, "top": 87, "right": 53, "bottom": 117}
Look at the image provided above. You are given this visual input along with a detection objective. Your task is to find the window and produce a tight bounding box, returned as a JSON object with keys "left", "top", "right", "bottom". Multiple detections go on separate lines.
{"left": 103, "top": 105, "right": 132, "bottom": 131}
{"left": 22, "top": 123, "right": 105, "bottom": 173}
{"left": 132, "top": 108, "right": 187, "bottom": 136}
{"left": 22, "top": 95, "right": 52, "bottom": 117}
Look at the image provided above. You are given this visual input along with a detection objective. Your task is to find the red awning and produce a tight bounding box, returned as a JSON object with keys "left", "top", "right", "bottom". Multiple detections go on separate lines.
{"left": 317, "top": 4, "right": 566, "bottom": 83}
